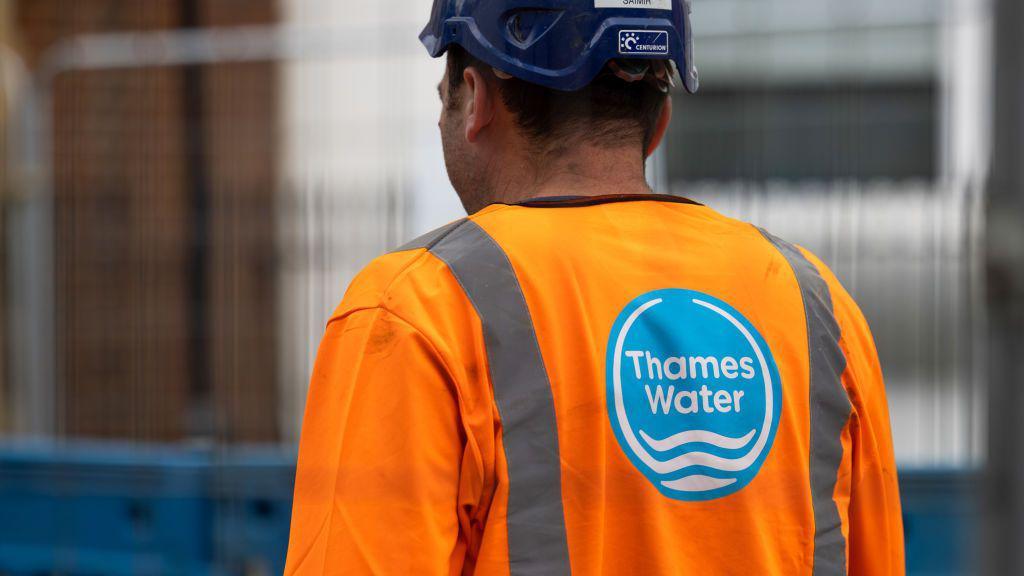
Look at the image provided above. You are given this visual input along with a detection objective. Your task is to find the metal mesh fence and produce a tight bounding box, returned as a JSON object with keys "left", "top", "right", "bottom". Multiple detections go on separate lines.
{"left": 0, "top": 0, "right": 990, "bottom": 463}
{"left": 0, "top": 0, "right": 999, "bottom": 573}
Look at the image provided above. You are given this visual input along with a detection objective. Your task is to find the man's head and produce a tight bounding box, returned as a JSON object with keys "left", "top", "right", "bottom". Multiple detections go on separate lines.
{"left": 422, "top": 0, "right": 698, "bottom": 212}
{"left": 438, "top": 46, "right": 674, "bottom": 213}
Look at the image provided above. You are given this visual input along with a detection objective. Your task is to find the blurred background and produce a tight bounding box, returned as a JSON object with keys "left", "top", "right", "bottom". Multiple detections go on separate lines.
{"left": 0, "top": 0, "right": 1019, "bottom": 574}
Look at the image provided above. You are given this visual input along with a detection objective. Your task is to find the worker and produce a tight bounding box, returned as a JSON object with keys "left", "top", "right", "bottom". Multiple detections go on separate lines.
{"left": 284, "top": 0, "right": 905, "bottom": 574}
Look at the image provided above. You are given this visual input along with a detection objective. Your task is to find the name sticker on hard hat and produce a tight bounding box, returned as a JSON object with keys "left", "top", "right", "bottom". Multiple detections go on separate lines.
{"left": 618, "top": 30, "right": 670, "bottom": 56}
{"left": 606, "top": 289, "right": 782, "bottom": 501}
{"left": 596, "top": 0, "right": 672, "bottom": 10}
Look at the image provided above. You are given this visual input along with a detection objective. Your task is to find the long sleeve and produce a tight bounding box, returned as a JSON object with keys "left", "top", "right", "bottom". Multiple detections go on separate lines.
{"left": 284, "top": 307, "right": 469, "bottom": 575}
{"left": 799, "top": 247, "right": 905, "bottom": 575}
{"left": 836, "top": 292, "right": 906, "bottom": 575}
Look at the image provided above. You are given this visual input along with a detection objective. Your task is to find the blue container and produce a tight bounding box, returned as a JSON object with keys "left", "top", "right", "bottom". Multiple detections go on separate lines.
{"left": 209, "top": 447, "right": 296, "bottom": 576}
{"left": 0, "top": 441, "right": 980, "bottom": 575}
{"left": 899, "top": 469, "right": 978, "bottom": 576}
{"left": 0, "top": 441, "right": 212, "bottom": 576}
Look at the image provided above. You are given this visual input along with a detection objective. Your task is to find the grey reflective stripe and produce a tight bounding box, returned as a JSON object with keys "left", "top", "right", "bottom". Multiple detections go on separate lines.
{"left": 429, "top": 220, "right": 572, "bottom": 575}
{"left": 390, "top": 218, "right": 468, "bottom": 253}
{"left": 759, "top": 228, "right": 852, "bottom": 576}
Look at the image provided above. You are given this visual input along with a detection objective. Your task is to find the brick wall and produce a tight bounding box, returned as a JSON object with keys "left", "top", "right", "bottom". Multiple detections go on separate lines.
{"left": 13, "top": 0, "right": 279, "bottom": 442}
{"left": 0, "top": 0, "right": 14, "bottom": 434}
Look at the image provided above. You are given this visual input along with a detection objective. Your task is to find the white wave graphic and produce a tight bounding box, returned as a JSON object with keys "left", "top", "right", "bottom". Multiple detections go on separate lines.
{"left": 639, "top": 428, "right": 756, "bottom": 452}
{"left": 660, "top": 475, "right": 736, "bottom": 492}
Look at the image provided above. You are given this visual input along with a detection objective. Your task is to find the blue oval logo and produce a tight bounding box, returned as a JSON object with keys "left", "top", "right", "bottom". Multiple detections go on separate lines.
{"left": 606, "top": 289, "right": 782, "bottom": 501}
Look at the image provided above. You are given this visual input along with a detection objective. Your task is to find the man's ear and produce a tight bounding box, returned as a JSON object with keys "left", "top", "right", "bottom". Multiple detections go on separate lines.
{"left": 463, "top": 67, "right": 496, "bottom": 143}
{"left": 645, "top": 96, "right": 673, "bottom": 158}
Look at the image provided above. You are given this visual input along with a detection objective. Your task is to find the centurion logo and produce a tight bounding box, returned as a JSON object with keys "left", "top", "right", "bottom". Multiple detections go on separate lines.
{"left": 618, "top": 30, "right": 670, "bottom": 56}
{"left": 605, "top": 289, "right": 782, "bottom": 501}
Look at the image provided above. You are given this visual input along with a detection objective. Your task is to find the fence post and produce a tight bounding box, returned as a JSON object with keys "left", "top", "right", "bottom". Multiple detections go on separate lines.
{"left": 984, "top": 0, "right": 1024, "bottom": 573}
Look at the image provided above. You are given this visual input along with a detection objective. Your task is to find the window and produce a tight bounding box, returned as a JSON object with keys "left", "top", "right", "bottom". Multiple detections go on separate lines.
{"left": 664, "top": 83, "right": 937, "bottom": 183}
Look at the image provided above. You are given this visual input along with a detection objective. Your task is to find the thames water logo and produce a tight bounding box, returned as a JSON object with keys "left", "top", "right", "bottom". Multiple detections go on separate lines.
{"left": 606, "top": 289, "right": 782, "bottom": 501}
{"left": 618, "top": 30, "right": 670, "bottom": 56}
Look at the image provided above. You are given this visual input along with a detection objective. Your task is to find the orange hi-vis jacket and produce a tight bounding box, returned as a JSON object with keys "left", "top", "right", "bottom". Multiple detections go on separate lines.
{"left": 284, "top": 194, "right": 904, "bottom": 576}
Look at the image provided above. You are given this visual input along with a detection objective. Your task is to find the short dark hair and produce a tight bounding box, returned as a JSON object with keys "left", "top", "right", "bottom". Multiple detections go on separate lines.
{"left": 446, "top": 45, "right": 668, "bottom": 154}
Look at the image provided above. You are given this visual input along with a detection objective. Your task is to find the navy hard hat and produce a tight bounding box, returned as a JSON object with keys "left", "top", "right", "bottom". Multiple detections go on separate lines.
{"left": 420, "top": 0, "right": 698, "bottom": 94}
